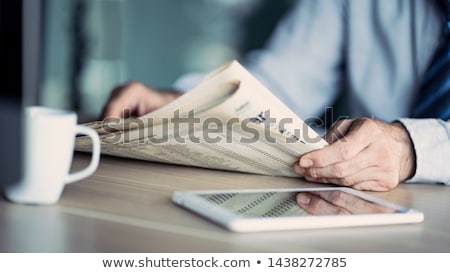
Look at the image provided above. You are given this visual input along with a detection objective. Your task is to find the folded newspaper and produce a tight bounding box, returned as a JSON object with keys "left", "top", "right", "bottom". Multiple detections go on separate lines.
{"left": 76, "top": 60, "right": 328, "bottom": 177}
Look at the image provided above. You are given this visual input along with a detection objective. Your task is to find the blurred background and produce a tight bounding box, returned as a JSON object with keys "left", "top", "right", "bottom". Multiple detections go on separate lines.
{"left": 40, "top": 0, "right": 296, "bottom": 121}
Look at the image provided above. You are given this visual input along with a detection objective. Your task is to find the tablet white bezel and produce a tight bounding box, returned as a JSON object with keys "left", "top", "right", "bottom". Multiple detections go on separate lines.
{"left": 172, "top": 187, "right": 424, "bottom": 232}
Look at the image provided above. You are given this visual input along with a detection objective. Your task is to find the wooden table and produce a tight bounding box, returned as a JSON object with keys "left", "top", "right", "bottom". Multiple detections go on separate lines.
{"left": 1, "top": 153, "right": 449, "bottom": 252}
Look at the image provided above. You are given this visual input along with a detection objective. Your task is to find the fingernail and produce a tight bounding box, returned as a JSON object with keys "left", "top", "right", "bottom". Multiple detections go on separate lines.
{"left": 294, "top": 165, "right": 305, "bottom": 174}
{"left": 299, "top": 159, "right": 313, "bottom": 168}
{"left": 297, "top": 194, "right": 310, "bottom": 205}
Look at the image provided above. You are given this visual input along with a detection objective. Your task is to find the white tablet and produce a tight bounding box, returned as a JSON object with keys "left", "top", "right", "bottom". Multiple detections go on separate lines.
{"left": 172, "top": 187, "right": 424, "bottom": 232}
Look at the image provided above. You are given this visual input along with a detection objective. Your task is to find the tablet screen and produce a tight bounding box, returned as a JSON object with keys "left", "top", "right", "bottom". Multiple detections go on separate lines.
{"left": 172, "top": 187, "right": 423, "bottom": 231}
{"left": 196, "top": 190, "right": 402, "bottom": 218}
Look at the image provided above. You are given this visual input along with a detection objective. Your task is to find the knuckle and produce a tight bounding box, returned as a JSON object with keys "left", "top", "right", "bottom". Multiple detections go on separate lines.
{"left": 360, "top": 117, "right": 375, "bottom": 124}
{"left": 338, "top": 176, "right": 354, "bottom": 186}
{"left": 338, "top": 118, "right": 354, "bottom": 127}
{"left": 353, "top": 183, "right": 370, "bottom": 191}
{"left": 308, "top": 168, "right": 319, "bottom": 178}
{"left": 374, "top": 184, "right": 394, "bottom": 192}
{"left": 313, "top": 157, "right": 326, "bottom": 167}
{"left": 333, "top": 164, "right": 347, "bottom": 178}
{"left": 121, "top": 81, "right": 147, "bottom": 94}
{"left": 338, "top": 144, "right": 352, "bottom": 160}
{"left": 383, "top": 175, "right": 399, "bottom": 190}
{"left": 363, "top": 118, "right": 383, "bottom": 136}
{"left": 330, "top": 119, "right": 346, "bottom": 132}
{"left": 326, "top": 119, "right": 353, "bottom": 142}
{"left": 124, "top": 80, "right": 141, "bottom": 89}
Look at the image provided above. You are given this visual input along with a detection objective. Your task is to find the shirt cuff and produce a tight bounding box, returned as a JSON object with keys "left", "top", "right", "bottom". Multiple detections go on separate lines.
{"left": 398, "top": 118, "right": 450, "bottom": 185}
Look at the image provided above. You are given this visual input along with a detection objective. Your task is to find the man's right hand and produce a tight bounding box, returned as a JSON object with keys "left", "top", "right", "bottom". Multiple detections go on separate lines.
{"left": 100, "top": 81, "right": 182, "bottom": 119}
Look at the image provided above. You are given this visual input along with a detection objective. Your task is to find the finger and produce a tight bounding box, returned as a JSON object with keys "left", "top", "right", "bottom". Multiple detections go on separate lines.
{"left": 102, "top": 101, "right": 132, "bottom": 119}
{"left": 299, "top": 119, "right": 372, "bottom": 168}
{"left": 101, "top": 84, "right": 130, "bottom": 119}
{"left": 101, "top": 93, "right": 134, "bottom": 119}
{"left": 352, "top": 180, "right": 399, "bottom": 192}
{"left": 101, "top": 82, "right": 149, "bottom": 119}
{"left": 296, "top": 193, "right": 350, "bottom": 215}
{"left": 304, "top": 146, "right": 377, "bottom": 179}
{"left": 304, "top": 166, "right": 398, "bottom": 191}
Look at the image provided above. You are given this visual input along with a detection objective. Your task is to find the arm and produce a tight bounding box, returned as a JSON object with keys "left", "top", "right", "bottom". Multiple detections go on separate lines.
{"left": 243, "top": 0, "right": 347, "bottom": 119}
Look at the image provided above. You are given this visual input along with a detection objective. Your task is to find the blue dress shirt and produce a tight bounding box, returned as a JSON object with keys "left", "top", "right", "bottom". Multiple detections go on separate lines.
{"left": 175, "top": 0, "right": 450, "bottom": 185}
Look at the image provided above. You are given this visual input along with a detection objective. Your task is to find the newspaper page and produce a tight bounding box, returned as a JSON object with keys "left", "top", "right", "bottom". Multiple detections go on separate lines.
{"left": 76, "top": 61, "right": 328, "bottom": 177}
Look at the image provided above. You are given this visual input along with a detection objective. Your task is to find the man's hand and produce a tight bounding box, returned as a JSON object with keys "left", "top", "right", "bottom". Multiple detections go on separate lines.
{"left": 294, "top": 118, "right": 416, "bottom": 191}
{"left": 100, "top": 81, "right": 182, "bottom": 119}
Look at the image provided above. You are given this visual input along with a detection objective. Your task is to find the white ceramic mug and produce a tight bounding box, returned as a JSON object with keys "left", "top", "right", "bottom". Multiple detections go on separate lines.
{"left": 5, "top": 106, "right": 100, "bottom": 205}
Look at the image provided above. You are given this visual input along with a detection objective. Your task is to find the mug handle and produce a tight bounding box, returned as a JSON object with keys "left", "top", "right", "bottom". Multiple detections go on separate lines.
{"left": 65, "top": 125, "right": 100, "bottom": 184}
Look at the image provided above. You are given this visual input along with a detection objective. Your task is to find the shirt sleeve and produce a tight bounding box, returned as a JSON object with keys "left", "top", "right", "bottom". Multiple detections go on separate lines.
{"left": 398, "top": 118, "right": 450, "bottom": 185}
{"left": 243, "top": 0, "right": 347, "bottom": 119}
{"left": 174, "top": 0, "right": 347, "bottom": 119}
